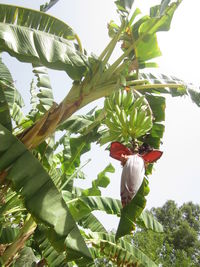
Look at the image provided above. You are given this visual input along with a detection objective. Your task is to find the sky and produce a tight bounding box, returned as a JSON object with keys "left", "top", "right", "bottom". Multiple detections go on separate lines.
{"left": 1, "top": 0, "right": 200, "bottom": 230}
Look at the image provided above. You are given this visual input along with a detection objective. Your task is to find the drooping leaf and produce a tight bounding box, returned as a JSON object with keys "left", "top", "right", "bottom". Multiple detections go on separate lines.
{"left": 138, "top": 72, "right": 200, "bottom": 110}
{"left": 63, "top": 195, "right": 121, "bottom": 221}
{"left": 0, "top": 123, "right": 91, "bottom": 259}
{"left": 116, "top": 178, "right": 149, "bottom": 239}
{"left": 0, "top": 4, "right": 88, "bottom": 80}
{"left": 63, "top": 192, "right": 162, "bottom": 233}
{"left": 0, "top": 4, "right": 75, "bottom": 39}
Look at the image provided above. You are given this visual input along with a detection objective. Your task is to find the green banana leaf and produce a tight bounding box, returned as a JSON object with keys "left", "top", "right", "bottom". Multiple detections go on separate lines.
{"left": 79, "top": 213, "right": 107, "bottom": 233}
{"left": 60, "top": 128, "right": 101, "bottom": 176}
{"left": 140, "top": 72, "right": 200, "bottom": 107}
{"left": 116, "top": 178, "right": 149, "bottom": 239}
{"left": 34, "top": 226, "right": 67, "bottom": 267}
{"left": 58, "top": 114, "right": 96, "bottom": 133}
{"left": 12, "top": 247, "right": 37, "bottom": 267}
{"left": 59, "top": 134, "right": 91, "bottom": 176}
{"left": 136, "top": 210, "right": 163, "bottom": 233}
{"left": 92, "top": 163, "right": 114, "bottom": 188}
{"left": 115, "top": 0, "right": 135, "bottom": 14}
{"left": 0, "top": 57, "right": 25, "bottom": 126}
{"left": 142, "top": 94, "right": 166, "bottom": 157}
{"left": 88, "top": 232, "right": 158, "bottom": 267}
{"left": 40, "top": 0, "right": 60, "bottom": 12}
{"left": 0, "top": 123, "right": 91, "bottom": 259}
{"left": 0, "top": 81, "right": 11, "bottom": 131}
{"left": 141, "top": 0, "right": 182, "bottom": 34}
{"left": 0, "top": 4, "right": 75, "bottom": 39}
{"left": 0, "top": 56, "right": 25, "bottom": 130}
{"left": 0, "top": 227, "right": 20, "bottom": 244}
{"left": 0, "top": 4, "right": 87, "bottom": 80}
{"left": 63, "top": 193, "right": 163, "bottom": 233}
{"left": 32, "top": 63, "right": 54, "bottom": 113}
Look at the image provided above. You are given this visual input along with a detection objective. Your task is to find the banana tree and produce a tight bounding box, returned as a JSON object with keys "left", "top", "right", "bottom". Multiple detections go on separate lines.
{"left": 0, "top": 0, "right": 199, "bottom": 266}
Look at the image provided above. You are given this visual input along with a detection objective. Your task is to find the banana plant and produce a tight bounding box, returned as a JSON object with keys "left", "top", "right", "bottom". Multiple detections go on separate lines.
{"left": 0, "top": 0, "right": 199, "bottom": 266}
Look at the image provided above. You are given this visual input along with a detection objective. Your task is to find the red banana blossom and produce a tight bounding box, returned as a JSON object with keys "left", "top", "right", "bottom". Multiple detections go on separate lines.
{"left": 110, "top": 142, "right": 163, "bottom": 207}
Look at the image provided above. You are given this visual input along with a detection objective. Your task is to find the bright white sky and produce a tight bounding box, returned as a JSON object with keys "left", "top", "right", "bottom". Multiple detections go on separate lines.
{"left": 1, "top": 0, "right": 200, "bottom": 230}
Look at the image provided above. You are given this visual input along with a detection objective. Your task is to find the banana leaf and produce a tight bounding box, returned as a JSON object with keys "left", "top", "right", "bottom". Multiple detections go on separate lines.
{"left": 0, "top": 4, "right": 87, "bottom": 80}
{"left": 40, "top": 0, "right": 60, "bottom": 12}
{"left": 0, "top": 123, "right": 91, "bottom": 259}
{"left": 63, "top": 193, "right": 163, "bottom": 233}
{"left": 32, "top": 63, "right": 54, "bottom": 113}
{"left": 88, "top": 232, "right": 158, "bottom": 267}
{"left": 116, "top": 178, "right": 149, "bottom": 239}
{"left": 34, "top": 226, "right": 67, "bottom": 267}
{"left": 0, "top": 56, "right": 25, "bottom": 126}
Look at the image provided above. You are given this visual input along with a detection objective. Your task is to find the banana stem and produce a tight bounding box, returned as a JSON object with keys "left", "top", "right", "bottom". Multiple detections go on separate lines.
{"left": 103, "top": 43, "right": 136, "bottom": 80}
{"left": 99, "top": 21, "right": 125, "bottom": 62}
{"left": 102, "top": 21, "right": 125, "bottom": 66}
{"left": 133, "top": 83, "right": 184, "bottom": 90}
{"left": 74, "top": 34, "right": 83, "bottom": 53}
{"left": 99, "top": 37, "right": 115, "bottom": 61}
{"left": 126, "top": 80, "right": 149, "bottom": 86}
{"left": 87, "top": 22, "right": 126, "bottom": 90}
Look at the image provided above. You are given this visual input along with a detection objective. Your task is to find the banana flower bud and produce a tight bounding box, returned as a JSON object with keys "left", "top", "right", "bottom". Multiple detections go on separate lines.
{"left": 110, "top": 142, "right": 162, "bottom": 207}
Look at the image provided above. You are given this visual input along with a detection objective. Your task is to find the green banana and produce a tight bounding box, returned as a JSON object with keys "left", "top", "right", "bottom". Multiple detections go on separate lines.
{"left": 118, "top": 109, "right": 127, "bottom": 128}
{"left": 114, "top": 104, "right": 121, "bottom": 118}
{"left": 115, "top": 90, "right": 122, "bottom": 106}
{"left": 110, "top": 112, "right": 121, "bottom": 126}
{"left": 135, "top": 109, "right": 146, "bottom": 127}
{"left": 123, "top": 90, "right": 134, "bottom": 110}
{"left": 103, "top": 90, "right": 153, "bottom": 142}
{"left": 134, "top": 97, "right": 145, "bottom": 109}
{"left": 105, "top": 118, "right": 120, "bottom": 131}
{"left": 130, "top": 107, "right": 138, "bottom": 128}
{"left": 104, "top": 97, "right": 113, "bottom": 112}
{"left": 120, "top": 90, "right": 127, "bottom": 107}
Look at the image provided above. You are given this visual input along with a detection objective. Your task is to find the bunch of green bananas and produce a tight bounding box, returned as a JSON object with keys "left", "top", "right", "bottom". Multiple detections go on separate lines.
{"left": 103, "top": 89, "right": 153, "bottom": 143}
